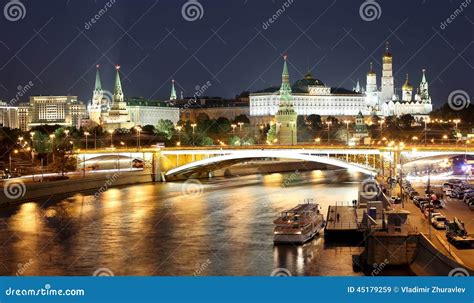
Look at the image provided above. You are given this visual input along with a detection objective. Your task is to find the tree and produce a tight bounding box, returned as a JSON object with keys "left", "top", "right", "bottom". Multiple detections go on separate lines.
{"left": 266, "top": 124, "right": 277, "bottom": 142}
{"left": 213, "top": 117, "right": 231, "bottom": 134}
{"left": 201, "top": 136, "right": 214, "bottom": 146}
{"left": 233, "top": 114, "right": 250, "bottom": 124}
{"left": 399, "top": 114, "right": 415, "bottom": 129}
{"left": 155, "top": 119, "right": 175, "bottom": 140}
{"left": 306, "top": 114, "right": 322, "bottom": 132}
{"left": 228, "top": 135, "right": 241, "bottom": 146}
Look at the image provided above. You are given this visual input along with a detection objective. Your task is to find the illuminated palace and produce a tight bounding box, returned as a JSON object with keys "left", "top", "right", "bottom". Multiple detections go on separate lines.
{"left": 250, "top": 43, "right": 433, "bottom": 120}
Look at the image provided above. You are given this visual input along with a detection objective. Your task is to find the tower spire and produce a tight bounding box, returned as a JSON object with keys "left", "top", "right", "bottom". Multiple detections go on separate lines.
{"left": 94, "top": 64, "right": 102, "bottom": 91}
{"left": 279, "top": 54, "right": 292, "bottom": 106}
{"left": 113, "top": 64, "right": 123, "bottom": 103}
{"left": 170, "top": 79, "right": 177, "bottom": 100}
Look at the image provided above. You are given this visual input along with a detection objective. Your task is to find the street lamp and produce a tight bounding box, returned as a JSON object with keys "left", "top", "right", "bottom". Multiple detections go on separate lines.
{"left": 29, "top": 132, "right": 35, "bottom": 150}
{"left": 379, "top": 119, "right": 385, "bottom": 139}
{"left": 344, "top": 120, "right": 350, "bottom": 145}
{"left": 231, "top": 124, "right": 237, "bottom": 133}
{"left": 325, "top": 121, "right": 332, "bottom": 144}
{"left": 9, "top": 149, "right": 18, "bottom": 172}
{"left": 423, "top": 117, "right": 430, "bottom": 146}
{"left": 84, "top": 131, "right": 90, "bottom": 150}
{"left": 175, "top": 125, "right": 182, "bottom": 146}
{"left": 411, "top": 136, "right": 418, "bottom": 145}
{"left": 237, "top": 122, "right": 244, "bottom": 132}
{"left": 64, "top": 129, "right": 70, "bottom": 137}
{"left": 49, "top": 134, "right": 56, "bottom": 162}
{"left": 191, "top": 123, "right": 197, "bottom": 146}
{"left": 453, "top": 119, "right": 461, "bottom": 146}
{"left": 108, "top": 129, "right": 114, "bottom": 148}
{"left": 135, "top": 126, "right": 142, "bottom": 150}
{"left": 314, "top": 137, "right": 321, "bottom": 144}
{"left": 442, "top": 134, "right": 448, "bottom": 145}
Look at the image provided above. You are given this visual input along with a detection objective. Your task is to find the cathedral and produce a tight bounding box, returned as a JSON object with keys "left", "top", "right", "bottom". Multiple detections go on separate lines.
{"left": 250, "top": 43, "right": 433, "bottom": 120}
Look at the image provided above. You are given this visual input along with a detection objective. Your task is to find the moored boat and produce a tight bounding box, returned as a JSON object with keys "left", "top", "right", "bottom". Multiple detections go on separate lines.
{"left": 273, "top": 199, "right": 325, "bottom": 244}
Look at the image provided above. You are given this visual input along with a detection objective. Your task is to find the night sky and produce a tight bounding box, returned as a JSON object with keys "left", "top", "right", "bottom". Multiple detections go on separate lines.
{"left": 0, "top": 0, "right": 472, "bottom": 108}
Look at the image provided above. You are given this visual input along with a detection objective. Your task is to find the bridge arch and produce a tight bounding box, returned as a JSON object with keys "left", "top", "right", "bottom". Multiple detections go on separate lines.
{"left": 165, "top": 150, "right": 377, "bottom": 177}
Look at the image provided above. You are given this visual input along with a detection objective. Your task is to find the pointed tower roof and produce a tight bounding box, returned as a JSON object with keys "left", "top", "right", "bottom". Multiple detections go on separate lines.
{"left": 279, "top": 54, "right": 292, "bottom": 102}
{"left": 357, "top": 110, "right": 364, "bottom": 118}
{"left": 114, "top": 65, "right": 123, "bottom": 96}
{"left": 421, "top": 69, "right": 427, "bottom": 83}
{"left": 94, "top": 64, "right": 102, "bottom": 91}
{"left": 170, "top": 79, "right": 177, "bottom": 100}
{"left": 355, "top": 79, "right": 361, "bottom": 92}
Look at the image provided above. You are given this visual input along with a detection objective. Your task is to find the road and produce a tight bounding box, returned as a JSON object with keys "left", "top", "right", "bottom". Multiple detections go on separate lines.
{"left": 399, "top": 180, "right": 474, "bottom": 270}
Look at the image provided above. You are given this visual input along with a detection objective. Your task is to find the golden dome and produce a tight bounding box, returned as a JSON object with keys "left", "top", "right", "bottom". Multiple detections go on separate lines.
{"left": 367, "top": 62, "right": 376, "bottom": 76}
{"left": 382, "top": 42, "right": 392, "bottom": 61}
{"left": 402, "top": 74, "right": 413, "bottom": 91}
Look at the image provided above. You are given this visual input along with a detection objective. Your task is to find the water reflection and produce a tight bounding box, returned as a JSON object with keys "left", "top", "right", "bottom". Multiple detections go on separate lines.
{"left": 0, "top": 170, "right": 368, "bottom": 276}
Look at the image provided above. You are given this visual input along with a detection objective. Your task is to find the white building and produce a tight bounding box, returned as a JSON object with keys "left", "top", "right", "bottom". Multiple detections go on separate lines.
{"left": 250, "top": 43, "right": 433, "bottom": 119}
{"left": 0, "top": 101, "right": 19, "bottom": 129}
{"left": 27, "top": 96, "right": 87, "bottom": 129}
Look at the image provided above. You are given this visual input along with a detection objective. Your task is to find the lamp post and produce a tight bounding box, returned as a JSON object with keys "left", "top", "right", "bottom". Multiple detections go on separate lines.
{"left": 344, "top": 120, "right": 350, "bottom": 145}
{"left": 135, "top": 126, "right": 142, "bottom": 150}
{"left": 108, "top": 130, "right": 114, "bottom": 148}
{"left": 29, "top": 132, "right": 35, "bottom": 150}
{"left": 442, "top": 134, "right": 448, "bottom": 145}
{"left": 9, "top": 149, "right": 18, "bottom": 172}
{"left": 84, "top": 132, "right": 89, "bottom": 150}
{"left": 379, "top": 119, "right": 385, "bottom": 139}
{"left": 237, "top": 122, "right": 244, "bottom": 132}
{"left": 326, "top": 121, "right": 332, "bottom": 145}
{"left": 49, "top": 134, "right": 56, "bottom": 162}
{"left": 191, "top": 123, "right": 197, "bottom": 146}
{"left": 231, "top": 124, "right": 236, "bottom": 134}
{"left": 454, "top": 119, "right": 461, "bottom": 146}
{"left": 175, "top": 125, "right": 182, "bottom": 146}
{"left": 424, "top": 118, "right": 430, "bottom": 146}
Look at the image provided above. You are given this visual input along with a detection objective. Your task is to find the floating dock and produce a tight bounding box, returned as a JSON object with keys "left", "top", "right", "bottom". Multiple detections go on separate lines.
{"left": 325, "top": 204, "right": 361, "bottom": 237}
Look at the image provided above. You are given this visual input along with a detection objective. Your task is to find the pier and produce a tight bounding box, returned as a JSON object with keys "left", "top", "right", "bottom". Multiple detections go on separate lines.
{"left": 325, "top": 203, "right": 360, "bottom": 237}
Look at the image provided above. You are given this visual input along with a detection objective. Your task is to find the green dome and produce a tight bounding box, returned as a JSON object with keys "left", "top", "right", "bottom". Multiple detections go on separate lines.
{"left": 292, "top": 72, "right": 325, "bottom": 92}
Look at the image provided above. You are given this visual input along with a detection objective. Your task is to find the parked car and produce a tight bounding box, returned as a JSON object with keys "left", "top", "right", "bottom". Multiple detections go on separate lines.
{"left": 431, "top": 199, "right": 445, "bottom": 209}
{"left": 431, "top": 215, "right": 447, "bottom": 229}
{"left": 409, "top": 191, "right": 420, "bottom": 199}
{"left": 0, "top": 170, "right": 8, "bottom": 179}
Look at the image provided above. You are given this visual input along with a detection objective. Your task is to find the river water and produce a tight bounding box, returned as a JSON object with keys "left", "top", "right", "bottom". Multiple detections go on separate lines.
{"left": 0, "top": 170, "right": 373, "bottom": 276}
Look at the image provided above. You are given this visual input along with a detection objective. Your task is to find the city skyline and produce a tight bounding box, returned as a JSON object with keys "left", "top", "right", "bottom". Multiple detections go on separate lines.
{"left": 0, "top": 0, "right": 471, "bottom": 108}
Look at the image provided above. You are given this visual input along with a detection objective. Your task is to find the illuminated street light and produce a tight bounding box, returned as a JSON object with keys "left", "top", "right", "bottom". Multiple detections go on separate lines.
{"left": 108, "top": 129, "right": 114, "bottom": 147}
{"left": 343, "top": 120, "right": 350, "bottom": 145}
{"left": 175, "top": 125, "right": 182, "bottom": 146}
{"left": 84, "top": 132, "right": 90, "bottom": 150}
{"left": 191, "top": 123, "right": 197, "bottom": 146}
{"left": 135, "top": 126, "right": 142, "bottom": 149}
{"left": 325, "top": 121, "right": 332, "bottom": 144}
{"left": 231, "top": 124, "right": 237, "bottom": 133}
